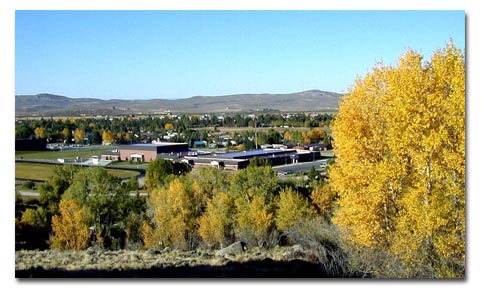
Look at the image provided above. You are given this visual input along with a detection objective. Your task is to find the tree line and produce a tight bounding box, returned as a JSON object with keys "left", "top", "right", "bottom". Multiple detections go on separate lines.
{"left": 16, "top": 160, "right": 337, "bottom": 254}
{"left": 15, "top": 113, "right": 334, "bottom": 145}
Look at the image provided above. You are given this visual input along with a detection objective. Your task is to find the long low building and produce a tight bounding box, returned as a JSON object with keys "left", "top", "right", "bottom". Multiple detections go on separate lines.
{"left": 119, "top": 143, "right": 189, "bottom": 162}
{"left": 184, "top": 149, "right": 299, "bottom": 170}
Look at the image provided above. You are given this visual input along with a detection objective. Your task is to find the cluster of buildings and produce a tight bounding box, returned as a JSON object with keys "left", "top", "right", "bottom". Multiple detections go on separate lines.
{"left": 102, "top": 142, "right": 331, "bottom": 171}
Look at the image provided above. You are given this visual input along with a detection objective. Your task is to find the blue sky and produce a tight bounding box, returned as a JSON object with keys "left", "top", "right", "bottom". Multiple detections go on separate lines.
{"left": 15, "top": 10, "right": 465, "bottom": 100}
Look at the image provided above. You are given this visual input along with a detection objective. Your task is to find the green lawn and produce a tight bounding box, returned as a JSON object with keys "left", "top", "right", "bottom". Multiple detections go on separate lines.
{"left": 15, "top": 163, "right": 139, "bottom": 181}
{"left": 15, "top": 163, "right": 56, "bottom": 181}
{"left": 15, "top": 148, "right": 114, "bottom": 161}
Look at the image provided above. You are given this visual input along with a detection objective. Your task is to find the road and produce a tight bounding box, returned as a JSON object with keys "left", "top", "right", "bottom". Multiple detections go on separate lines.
{"left": 272, "top": 159, "right": 329, "bottom": 174}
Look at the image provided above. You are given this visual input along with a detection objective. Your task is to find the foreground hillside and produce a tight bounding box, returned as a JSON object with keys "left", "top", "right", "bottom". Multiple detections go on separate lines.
{"left": 15, "top": 90, "right": 342, "bottom": 116}
{"left": 15, "top": 245, "right": 362, "bottom": 278}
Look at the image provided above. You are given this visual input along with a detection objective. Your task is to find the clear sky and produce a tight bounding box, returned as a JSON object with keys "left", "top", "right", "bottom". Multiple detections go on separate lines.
{"left": 15, "top": 10, "right": 465, "bottom": 100}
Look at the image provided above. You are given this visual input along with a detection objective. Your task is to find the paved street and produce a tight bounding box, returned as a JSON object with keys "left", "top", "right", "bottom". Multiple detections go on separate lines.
{"left": 272, "top": 159, "right": 329, "bottom": 174}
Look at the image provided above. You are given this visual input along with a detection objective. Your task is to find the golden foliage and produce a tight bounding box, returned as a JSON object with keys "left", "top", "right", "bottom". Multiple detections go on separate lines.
{"left": 61, "top": 128, "right": 71, "bottom": 139}
{"left": 283, "top": 130, "right": 294, "bottom": 142}
{"left": 275, "top": 188, "right": 313, "bottom": 231}
{"left": 302, "top": 128, "right": 327, "bottom": 144}
{"left": 311, "top": 184, "right": 337, "bottom": 219}
{"left": 50, "top": 199, "right": 90, "bottom": 251}
{"left": 197, "top": 192, "right": 234, "bottom": 248}
{"left": 73, "top": 128, "right": 85, "bottom": 144}
{"left": 235, "top": 195, "right": 273, "bottom": 246}
{"left": 34, "top": 127, "right": 46, "bottom": 139}
{"left": 164, "top": 123, "right": 174, "bottom": 130}
{"left": 140, "top": 220, "right": 159, "bottom": 249}
{"left": 145, "top": 178, "right": 192, "bottom": 249}
{"left": 330, "top": 43, "right": 465, "bottom": 277}
{"left": 102, "top": 130, "right": 115, "bottom": 144}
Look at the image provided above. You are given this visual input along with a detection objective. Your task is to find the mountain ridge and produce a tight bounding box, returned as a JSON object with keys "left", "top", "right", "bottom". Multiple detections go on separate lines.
{"left": 15, "top": 90, "right": 342, "bottom": 116}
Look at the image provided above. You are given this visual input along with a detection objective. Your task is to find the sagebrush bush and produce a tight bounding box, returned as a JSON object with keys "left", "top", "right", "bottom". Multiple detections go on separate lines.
{"left": 285, "top": 218, "right": 351, "bottom": 277}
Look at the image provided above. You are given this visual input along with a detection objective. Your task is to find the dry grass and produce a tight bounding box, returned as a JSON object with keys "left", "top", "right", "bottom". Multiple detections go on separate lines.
{"left": 15, "top": 245, "right": 319, "bottom": 273}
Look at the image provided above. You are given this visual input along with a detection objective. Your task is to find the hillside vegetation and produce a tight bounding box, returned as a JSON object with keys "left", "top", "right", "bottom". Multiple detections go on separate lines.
{"left": 15, "top": 89, "right": 341, "bottom": 116}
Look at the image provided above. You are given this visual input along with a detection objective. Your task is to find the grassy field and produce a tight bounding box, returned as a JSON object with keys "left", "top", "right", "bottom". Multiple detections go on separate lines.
{"left": 15, "top": 148, "right": 114, "bottom": 161}
{"left": 15, "top": 162, "right": 139, "bottom": 181}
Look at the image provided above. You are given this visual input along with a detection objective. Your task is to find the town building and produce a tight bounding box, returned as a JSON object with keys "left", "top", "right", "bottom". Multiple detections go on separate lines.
{"left": 119, "top": 143, "right": 189, "bottom": 162}
{"left": 184, "top": 148, "right": 298, "bottom": 170}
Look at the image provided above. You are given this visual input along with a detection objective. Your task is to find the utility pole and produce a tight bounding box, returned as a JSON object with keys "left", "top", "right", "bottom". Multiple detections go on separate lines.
{"left": 255, "top": 130, "right": 258, "bottom": 150}
{"left": 254, "top": 117, "right": 258, "bottom": 149}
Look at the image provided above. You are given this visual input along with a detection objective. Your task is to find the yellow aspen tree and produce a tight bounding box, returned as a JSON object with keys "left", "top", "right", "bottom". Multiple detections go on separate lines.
{"left": 73, "top": 128, "right": 86, "bottom": 144}
{"left": 34, "top": 127, "right": 46, "bottom": 139}
{"left": 102, "top": 130, "right": 115, "bottom": 144}
{"left": 310, "top": 183, "right": 337, "bottom": 219}
{"left": 275, "top": 187, "right": 313, "bottom": 232}
{"left": 284, "top": 130, "right": 294, "bottom": 142}
{"left": 50, "top": 199, "right": 90, "bottom": 251}
{"left": 385, "top": 44, "right": 466, "bottom": 278}
{"left": 330, "top": 42, "right": 465, "bottom": 278}
{"left": 234, "top": 194, "right": 273, "bottom": 247}
{"left": 62, "top": 128, "right": 71, "bottom": 141}
{"left": 145, "top": 178, "right": 192, "bottom": 250}
{"left": 197, "top": 192, "right": 234, "bottom": 248}
{"left": 164, "top": 123, "right": 174, "bottom": 130}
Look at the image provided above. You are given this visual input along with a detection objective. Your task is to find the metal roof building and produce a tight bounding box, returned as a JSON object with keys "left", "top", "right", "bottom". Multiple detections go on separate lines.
{"left": 184, "top": 149, "right": 298, "bottom": 170}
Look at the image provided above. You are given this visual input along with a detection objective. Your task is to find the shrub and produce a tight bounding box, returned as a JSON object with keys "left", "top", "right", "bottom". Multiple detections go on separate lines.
{"left": 284, "top": 218, "right": 351, "bottom": 277}
{"left": 20, "top": 207, "right": 47, "bottom": 228}
{"left": 21, "top": 180, "right": 35, "bottom": 190}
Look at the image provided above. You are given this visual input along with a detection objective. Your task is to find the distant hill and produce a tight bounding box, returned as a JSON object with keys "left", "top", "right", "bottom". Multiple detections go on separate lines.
{"left": 15, "top": 90, "right": 342, "bottom": 116}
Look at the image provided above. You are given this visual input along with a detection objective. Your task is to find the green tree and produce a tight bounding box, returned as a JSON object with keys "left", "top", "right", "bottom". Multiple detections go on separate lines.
{"left": 63, "top": 167, "right": 131, "bottom": 249}
{"left": 39, "top": 165, "right": 79, "bottom": 214}
{"left": 230, "top": 165, "right": 278, "bottom": 203}
{"left": 248, "top": 157, "right": 271, "bottom": 167}
{"left": 20, "top": 207, "right": 48, "bottom": 228}
{"left": 144, "top": 159, "right": 191, "bottom": 191}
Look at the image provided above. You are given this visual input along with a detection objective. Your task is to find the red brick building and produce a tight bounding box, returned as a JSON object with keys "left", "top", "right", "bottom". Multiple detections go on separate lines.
{"left": 119, "top": 143, "right": 189, "bottom": 162}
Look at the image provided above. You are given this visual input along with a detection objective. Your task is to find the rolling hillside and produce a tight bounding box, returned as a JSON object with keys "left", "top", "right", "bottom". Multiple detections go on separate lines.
{"left": 15, "top": 90, "right": 342, "bottom": 116}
